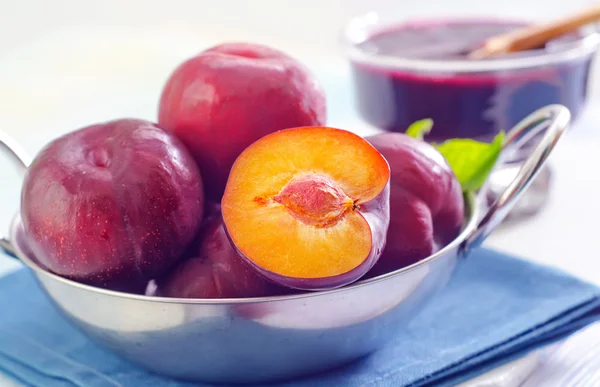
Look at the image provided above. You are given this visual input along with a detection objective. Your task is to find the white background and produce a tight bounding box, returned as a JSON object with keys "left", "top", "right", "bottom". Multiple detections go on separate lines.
{"left": 0, "top": 0, "right": 600, "bottom": 386}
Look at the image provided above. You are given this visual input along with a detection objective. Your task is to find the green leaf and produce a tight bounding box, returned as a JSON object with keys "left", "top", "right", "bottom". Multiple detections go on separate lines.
{"left": 405, "top": 119, "right": 434, "bottom": 140}
{"left": 434, "top": 131, "right": 505, "bottom": 193}
{"left": 403, "top": 118, "right": 505, "bottom": 193}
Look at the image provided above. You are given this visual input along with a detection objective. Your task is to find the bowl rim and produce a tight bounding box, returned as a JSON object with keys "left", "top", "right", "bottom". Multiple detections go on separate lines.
{"left": 342, "top": 13, "right": 600, "bottom": 73}
{"left": 10, "top": 193, "right": 479, "bottom": 305}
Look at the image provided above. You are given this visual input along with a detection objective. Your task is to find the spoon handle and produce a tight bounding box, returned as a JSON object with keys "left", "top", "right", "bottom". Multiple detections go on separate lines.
{"left": 470, "top": 4, "right": 600, "bottom": 59}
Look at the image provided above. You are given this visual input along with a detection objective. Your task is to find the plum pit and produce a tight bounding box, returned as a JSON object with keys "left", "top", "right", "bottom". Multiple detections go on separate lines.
{"left": 273, "top": 174, "right": 355, "bottom": 228}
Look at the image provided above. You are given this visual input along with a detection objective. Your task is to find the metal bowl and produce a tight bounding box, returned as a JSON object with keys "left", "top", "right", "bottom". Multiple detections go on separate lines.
{"left": 0, "top": 105, "right": 570, "bottom": 384}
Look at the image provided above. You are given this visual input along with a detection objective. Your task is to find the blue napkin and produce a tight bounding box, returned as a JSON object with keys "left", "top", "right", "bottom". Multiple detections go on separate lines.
{"left": 0, "top": 247, "right": 599, "bottom": 387}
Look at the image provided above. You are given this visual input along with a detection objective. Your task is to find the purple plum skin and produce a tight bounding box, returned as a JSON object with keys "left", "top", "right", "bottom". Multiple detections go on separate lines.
{"left": 366, "top": 132, "right": 464, "bottom": 276}
{"left": 21, "top": 118, "right": 204, "bottom": 292}
{"left": 153, "top": 207, "right": 284, "bottom": 298}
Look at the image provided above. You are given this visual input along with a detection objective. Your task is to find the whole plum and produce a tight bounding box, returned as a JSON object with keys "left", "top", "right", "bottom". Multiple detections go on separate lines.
{"left": 21, "top": 119, "right": 204, "bottom": 292}
{"left": 158, "top": 42, "right": 327, "bottom": 201}
{"left": 151, "top": 206, "right": 283, "bottom": 299}
{"left": 366, "top": 132, "right": 464, "bottom": 276}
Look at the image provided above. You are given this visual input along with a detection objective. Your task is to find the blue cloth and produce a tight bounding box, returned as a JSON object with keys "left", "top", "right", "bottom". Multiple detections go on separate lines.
{"left": 0, "top": 247, "right": 599, "bottom": 387}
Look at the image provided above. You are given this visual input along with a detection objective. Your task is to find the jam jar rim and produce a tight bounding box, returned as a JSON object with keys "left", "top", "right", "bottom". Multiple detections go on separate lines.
{"left": 342, "top": 12, "right": 600, "bottom": 74}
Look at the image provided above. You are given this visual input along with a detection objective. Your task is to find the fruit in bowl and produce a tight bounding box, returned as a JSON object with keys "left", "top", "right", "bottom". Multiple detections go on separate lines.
{"left": 221, "top": 126, "right": 391, "bottom": 291}
{"left": 366, "top": 120, "right": 504, "bottom": 275}
{"left": 14, "top": 39, "right": 507, "bottom": 299}
{"left": 365, "top": 131, "right": 464, "bottom": 274}
{"left": 149, "top": 204, "right": 286, "bottom": 299}
{"left": 158, "top": 42, "right": 327, "bottom": 201}
{"left": 20, "top": 119, "right": 205, "bottom": 292}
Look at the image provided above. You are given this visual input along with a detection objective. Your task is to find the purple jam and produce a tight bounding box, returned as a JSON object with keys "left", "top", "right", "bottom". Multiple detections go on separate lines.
{"left": 350, "top": 19, "right": 597, "bottom": 142}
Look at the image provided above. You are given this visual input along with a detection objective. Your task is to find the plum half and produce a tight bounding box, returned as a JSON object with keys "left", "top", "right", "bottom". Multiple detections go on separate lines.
{"left": 221, "top": 126, "right": 391, "bottom": 291}
{"left": 366, "top": 132, "right": 464, "bottom": 276}
{"left": 21, "top": 119, "right": 204, "bottom": 292}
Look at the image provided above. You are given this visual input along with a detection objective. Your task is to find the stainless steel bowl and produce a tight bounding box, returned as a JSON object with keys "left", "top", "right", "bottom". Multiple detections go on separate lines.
{"left": 0, "top": 105, "right": 570, "bottom": 384}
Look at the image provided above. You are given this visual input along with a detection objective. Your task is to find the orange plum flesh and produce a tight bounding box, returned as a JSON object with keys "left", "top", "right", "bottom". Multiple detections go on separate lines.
{"left": 221, "top": 126, "right": 391, "bottom": 290}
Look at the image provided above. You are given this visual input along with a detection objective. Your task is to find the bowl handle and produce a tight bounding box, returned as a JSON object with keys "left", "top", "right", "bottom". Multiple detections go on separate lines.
{"left": 0, "top": 131, "right": 30, "bottom": 258}
{"left": 461, "top": 104, "right": 571, "bottom": 254}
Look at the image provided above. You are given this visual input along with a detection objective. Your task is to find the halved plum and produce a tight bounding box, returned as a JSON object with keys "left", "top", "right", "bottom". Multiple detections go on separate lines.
{"left": 221, "top": 126, "right": 391, "bottom": 290}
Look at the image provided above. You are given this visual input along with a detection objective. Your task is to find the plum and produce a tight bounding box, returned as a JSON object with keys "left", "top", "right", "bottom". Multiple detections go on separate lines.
{"left": 21, "top": 119, "right": 204, "bottom": 292}
{"left": 150, "top": 206, "right": 282, "bottom": 299}
{"left": 221, "top": 126, "right": 391, "bottom": 290}
{"left": 158, "top": 42, "right": 327, "bottom": 201}
{"left": 366, "top": 132, "right": 464, "bottom": 276}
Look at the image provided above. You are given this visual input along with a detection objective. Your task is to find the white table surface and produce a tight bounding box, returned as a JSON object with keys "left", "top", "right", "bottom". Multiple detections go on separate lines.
{"left": 1, "top": 3, "right": 600, "bottom": 385}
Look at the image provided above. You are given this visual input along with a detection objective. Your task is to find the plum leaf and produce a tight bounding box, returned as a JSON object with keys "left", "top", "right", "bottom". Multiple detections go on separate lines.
{"left": 405, "top": 119, "right": 434, "bottom": 140}
{"left": 404, "top": 119, "right": 505, "bottom": 193}
{"left": 434, "top": 132, "right": 505, "bottom": 193}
